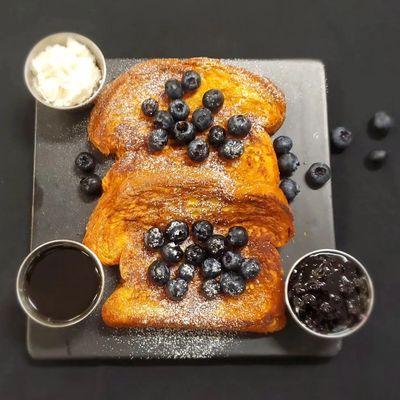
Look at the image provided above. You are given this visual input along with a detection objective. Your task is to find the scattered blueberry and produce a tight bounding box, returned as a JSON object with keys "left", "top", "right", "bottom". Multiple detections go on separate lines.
{"left": 202, "top": 89, "right": 224, "bottom": 112}
{"left": 181, "top": 70, "right": 201, "bottom": 92}
{"left": 187, "top": 139, "right": 210, "bottom": 162}
{"left": 165, "top": 79, "right": 183, "bottom": 99}
{"left": 141, "top": 98, "right": 159, "bottom": 117}
{"left": 367, "top": 149, "right": 387, "bottom": 165}
{"left": 192, "top": 220, "right": 214, "bottom": 243}
{"left": 202, "top": 258, "right": 222, "bottom": 279}
{"left": 226, "top": 226, "right": 248, "bottom": 248}
{"left": 184, "top": 244, "right": 206, "bottom": 266}
{"left": 148, "top": 129, "right": 168, "bottom": 152}
{"left": 192, "top": 107, "right": 213, "bottom": 132}
{"left": 331, "top": 127, "right": 353, "bottom": 150}
{"left": 153, "top": 110, "right": 175, "bottom": 131}
{"left": 201, "top": 279, "right": 221, "bottom": 299}
{"left": 278, "top": 152, "right": 300, "bottom": 177}
{"left": 306, "top": 162, "right": 331, "bottom": 188}
{"left": 169, "top": 99, "right": 190, "bottom": 121}
{"left": 75, "top": 152, "right": 95, "bottom": 173}
{"left": 370, "top": 111, "right": 394, "bottom": 135}
{"left": 273, "top": 136, "right": 293, "bottom": 155}
{"left": 148, "top": 260, "right": 170, "bottom": 285}
{"left": 165, "top": 278, "right": 188, "bottom": 301}
{"left": 172, "top": 121, "right": 196, "bottom": 144}
{"left": 206, "top": 235, "right": 227, "bottom": 257}
{"left": 227, "top": 115, "right": 251, "bottom": 137}
{"left": 279, "top": 178, "right": 300, "bottom": 202}
{"left": 240, "top": 258, "right": 260, "bottom": 280}
{"left": 178, "top": 263, "right": 196, "bottom": 282}
{"left": 220, "top": 272, "right": 246, "bottom": 296}
{"left": 208, "top": 125, "right": 226, "bottom": 148}
{"left": 219, "top": 139, "right": 244, "bottom": 160}
{"left": 165, "top": 220, "right": 189, "bottom": 244}
{"left": 144, "top": 227, "right": 165, "bottom": 250}
{"left": 221, "top": 251, "right": 243, "bottom": 271}
{"left": 161, "top": 242, "right": 184, "bottom": 264}
{"left": 80, "top": 174, "right": 102, "bottom": 196}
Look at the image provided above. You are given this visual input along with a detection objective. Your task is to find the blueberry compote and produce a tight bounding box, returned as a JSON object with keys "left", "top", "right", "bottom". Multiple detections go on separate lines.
{"left": 288, "top": 252, "right": 370, "bottom": 334}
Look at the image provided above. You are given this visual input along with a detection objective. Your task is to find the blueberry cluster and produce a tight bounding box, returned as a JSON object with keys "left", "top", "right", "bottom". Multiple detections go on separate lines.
{"left": 142, "top": 70, "right": 252, "bottom": 162}
{"left": 74, "top": 152, "right": 102, "bottom": 197}
{"left": 145, "top": 221, "right": 260, "bottom": 301}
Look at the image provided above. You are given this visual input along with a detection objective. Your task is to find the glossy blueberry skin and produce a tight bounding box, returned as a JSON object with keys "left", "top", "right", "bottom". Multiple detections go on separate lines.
{"left": 202, "top": 89, "right": 224, "bottom": 112}
{"left": 221, "top": 251, "right": 243, "bottom": 271}
{"left": 367, "top": 149, "right": 387, "bottom": 165}
{"left": 165, "top": 220, "right": 189, "bottom": 244}
{"left": 202, "top": 258, "right": 222, "bottom": 279}
{"left": 306, "top": 162, "right": 331, "bottom": 188}
{"left": 184, "top": 244, "right": 206, "bottom": 266}
{"left": 169, "top": 99, "right": 190, "bottom": 121}
{"left": 148, "top": 260, "right": 170, "bottom": 285}
{"left": 75, "top": 152, "right": 95, "bottom": 173}
{"left": 141, "top": 98, "right": 159, "bottom": 117}
{"left": 192, "top": 107, "right": 213, "bottom": 132}
{"left": 279, "top": 178, "right": 300, "bottom": 202}
{"left": 165, "top": 79, "right": 183, "bottom": 99}
{"left": 240, "top": 258, "right": 260, "bottom": 280}
{"left": 153, "top": 110, "right": 175, "bottom": 131}
{"left": 80, "top": 174, "right": 102, "bottom": 196}
{"left": 192, "top": 220, "right": 214, "bottom": 243}
{"left": 220, "top": 272, "right": 246, "bottom": 296}
{"left": 161, "top": 242, "right": 184, "bottom": 264}
{"left": 187, "top": 139, "right": 210, "bottom": 162}
{"left": 331, "top": 127, "right": 353, "bottom": 150}
{"left": 178, "top": 263, "right": 196, "bottom": 282}
{"left": 165, "top": 278, "right": 188, "bottom": 301}
{"left": 208, "top": 125, "right": 226, "bottom": 148}
{"left": 201, "top": 279, "right": 221, "bottom": 299}
{"left": 227, "top": 115, "right": 251, "bottom": 137}
{"left": 144, "top": 227, "right": 165, "bottom": 250}
{"left": 278, "top": 152, "right": 300, "bottom": 177}
{"left": 225, "top": 226, "right": 248, "bottom": 248}
{"left": 181, "top": 70, "right": 201, "bottom": 92}
{"left": 172, "top": 121, "right": 196, "bottom": 144}
{"left": 370, "top": 111, "right": 394, "bottom": 135}
{"left": 219, "top": 139, "right": 244, "bottom": 160}
{"left": 273, "top": 136, "right": 293, "bottom": 155}
{"left": 206, "top": 235, "right": 227, "bottom": 258}
{"left": 148, "top": 129, "right": 168, "bottom": 152}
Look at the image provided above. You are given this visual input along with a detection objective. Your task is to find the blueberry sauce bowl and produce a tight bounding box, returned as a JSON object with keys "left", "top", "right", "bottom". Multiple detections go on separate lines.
{"left": 285, "top": 249, "right": 374, "bottom": 339}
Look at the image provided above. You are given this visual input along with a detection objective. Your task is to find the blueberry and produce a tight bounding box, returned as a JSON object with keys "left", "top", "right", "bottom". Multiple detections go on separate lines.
{"left": 184, "top": 244, "right": 206, "bottom": 266}
{"left": 169, "top": 99, "right": 190, "bottom": 121}
{"left": 220, "top": 272, "right": 246, "bottom": 296}
{"left": 153, "top": 110, "right": 174, "bottom": 131}
{"left": 208, "top": 125, "right": 226, "bottom": 148}
{"left": 75, "top": 152, "right": 95, "bottom": 173}
{"left": 165, "top": 278, "right": 188, "bottom": 301}
{"left": 141, "top": 98, "right": 159, "bottom": 117}
{"left": 165, "top": 220, "right": 189, "bottom": 243}
{"left": 172, "top": 121, "right": 195, "bottom": 144}
{"left": 148, "top": 129, "right": 168, "bottom": 152}
{"left": 218, "top": 139, "right": 244, "bottom": 160}
{"left": 226, "top": 226, "right": 248, "bottom": 248}
{"left": 367, "top": 150, "right": 387, "bottom": 165}
{"left": 278, "top": 152, "right": 300, "bottom": 177}
{"left": 279, "top": 178, "right": 300, "bottom": 202}
{"left": 161, "top": 242, "right": 184, "bottom": 263}
{"left": 192, "top": 220, "right": 214, "bottom": 242}
{"left": 165, "top": 79, "right": 183, "bottom": 99}
{"left": 148, "top": 259, "right": 170, "bottom": 285}
{"left": 331, "top": 127, "right": 353, "bottom": 150}
{"left": 273, "top": 136, "right": 293, "bottom": 155}
{"left": 192, "top": 108, "right": 213, "bottom": 132}
{"left": 144, "top": 227, "right": 165, "bottom": 250}
{"left": 338, "top": 275, "right": 355, "bottom": 296}
{"left": 240, "top": 258, "right": 260, "bottom": 280}
{"left": 80, "top": 174, "right": 102, "bottom": 196}
{"left": 306, "top": 162, "right": 331, "bottom": 188}
{"left": 178, "top": 263, "right": 196, "bottom": 281}
{"left": 202, "top": 258, "right": 222, "bottom": 279}
{"left": 201, "top": 279, "right": 221, "bottom": 299}
{"left": 181, "top": 70, "right": 201, "bottom": 92}
{"left": 370, "top": 111, "right": 394, "bottom": 135}
{"left": 221, "top": 251, "right": 243, "bottom": 271}
{"left": 202, "top": 89, "right": 224, "bottom": 112}
{"left": 227, "top": 115, "right": 251, "bottom": 137}
{"left": 206, "top": 235, "right": 226, "bottom": 258}
{"left": 187, "top": 139, "right": 210, "bottom": 162}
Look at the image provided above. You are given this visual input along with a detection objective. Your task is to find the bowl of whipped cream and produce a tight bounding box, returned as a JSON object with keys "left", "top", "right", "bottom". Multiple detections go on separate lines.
{"left": 24, "top": 32, "right": 106, "bottom": 110}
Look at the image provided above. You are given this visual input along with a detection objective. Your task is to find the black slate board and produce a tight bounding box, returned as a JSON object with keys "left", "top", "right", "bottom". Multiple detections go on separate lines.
{"left": 28, "top": 59, "right": 340, "bottom": 359}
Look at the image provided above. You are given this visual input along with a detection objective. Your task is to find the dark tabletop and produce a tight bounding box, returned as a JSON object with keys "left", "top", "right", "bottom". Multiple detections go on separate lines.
{"left": 1, "top": 0, "right": 399, "bottom": 398}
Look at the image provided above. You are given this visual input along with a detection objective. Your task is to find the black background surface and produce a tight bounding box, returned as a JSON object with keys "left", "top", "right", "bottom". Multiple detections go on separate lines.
{"left": 1, "top": 1, "right": 399, "bottom": 398}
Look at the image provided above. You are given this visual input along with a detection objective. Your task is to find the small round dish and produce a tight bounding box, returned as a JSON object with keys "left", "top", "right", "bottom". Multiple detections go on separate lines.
{"left": 16, "top": 240, "right": 105, "bottom": 328}
{"left": 24, "top": 32, "right": 107, "bottom": 111}
{"left": 285, "top": 249, "right": 374, "bottom": 339}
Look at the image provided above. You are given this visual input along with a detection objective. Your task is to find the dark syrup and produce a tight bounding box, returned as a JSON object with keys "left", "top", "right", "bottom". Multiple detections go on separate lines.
{"left": 25, "top": 246, "right": 101, "bottom": 321}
